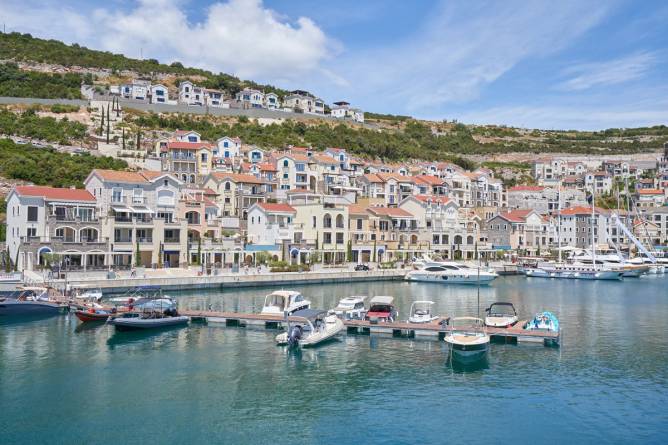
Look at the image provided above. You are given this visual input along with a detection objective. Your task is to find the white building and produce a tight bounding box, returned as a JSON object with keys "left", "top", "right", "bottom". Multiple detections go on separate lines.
{"left": 235, "top": 88, "right": 265, "bottom": 109}
{"left": 149, "top": 84, "right": 169, "bottom": 104}
{"left": 331, "top": 101, "right": 364, "bottom": 123}
{"left": 121, "top": 80, "right": 150, "bottom": 100}
{"left": 283, "top": 90, "right": 325, "bottom": 114}
{"left": 264, "top": 92, "right": 281, "bottom": 110}
{"left": 246, "top": 202, "right": 297, "bottom": 247}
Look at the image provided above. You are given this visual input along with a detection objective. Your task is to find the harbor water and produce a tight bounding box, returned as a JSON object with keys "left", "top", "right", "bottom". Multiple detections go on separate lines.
{"left": 2, "top": 276, "right": 668, "bottom": 444}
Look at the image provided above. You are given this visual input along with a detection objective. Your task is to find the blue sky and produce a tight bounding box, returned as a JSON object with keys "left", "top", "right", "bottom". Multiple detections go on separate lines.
{"left": 2, "top": 0, "right": 667, "bottom": 130}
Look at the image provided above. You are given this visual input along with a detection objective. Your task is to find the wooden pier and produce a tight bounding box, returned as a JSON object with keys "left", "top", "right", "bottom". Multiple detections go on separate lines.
{"left": 180, "top": 310, "right": 560, "bottom": 346}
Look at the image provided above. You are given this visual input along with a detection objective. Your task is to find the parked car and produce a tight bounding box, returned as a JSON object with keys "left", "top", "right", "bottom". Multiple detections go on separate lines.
{"left": 355, "top": 264, "right": 370, "bottom": 271}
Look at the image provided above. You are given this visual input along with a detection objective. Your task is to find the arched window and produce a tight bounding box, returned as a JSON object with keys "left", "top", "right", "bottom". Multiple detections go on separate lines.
{"left": 467, "top": 235, "right": 474, "bottom": 245}
{"left": 323, "top": 213, "right": 332, "bottom": 228}
{"left": 335, "top": 214, "right": 344, "bottom": 228}
{"left": 283, "top": 160, "right": 289, "bottom": 167}
{"left": 454, "top": 235, "right": 463, "bottom": 245}
{"left": 225, "top": 182, "right": 231, "bottom": 191}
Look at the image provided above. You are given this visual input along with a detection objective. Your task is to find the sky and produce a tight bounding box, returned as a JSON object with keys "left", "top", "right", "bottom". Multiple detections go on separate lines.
{"left": 2, "top": 0, "right": 667, "bottom": 130}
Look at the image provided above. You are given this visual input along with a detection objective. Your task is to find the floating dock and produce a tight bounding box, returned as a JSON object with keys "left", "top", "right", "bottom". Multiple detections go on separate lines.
{"left": 181, "top": 310, "right": 560, "bottom": 346}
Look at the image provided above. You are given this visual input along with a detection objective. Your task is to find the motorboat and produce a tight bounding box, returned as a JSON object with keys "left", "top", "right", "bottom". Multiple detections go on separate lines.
{"left": 260, "top": 290, "right": 311, "bottom": 316}
{"left": 405, "top": 262, "right": 498, "bottom": 284}
{"left": 70, "top": 285, "right": 104, "bottom": 303}
{"left": 364, "top": 296, "right": 398, "bottom": 322}
{"left": 107, "top": 291, "right": 188, "bottom": 330}
{"left": 444, "top": 317, "right": 490, "bottom": 362}
{"left": 484, "top": 302, "right": 518, "bottom": 327}
{"left": 106, "top": 286, "right": 172, "bottom": 307}
{"left": 0, "top": 286, "right": 66, "bottom": 317}
{"left": 331, "top": 296, "right": 367, "bottom": 320}
{"left": 570, "top": 250, "right": 648, "bottom": 277}
{"left": 108, "top": 311, "right": 189, "bottom": 331}
{"left": 525, "top": 262, "right": 623, "bottom": 280}
{"left": 275, "top": 309, "right": 344, "bottom": 347}
{"left": 407, "top": 300, "right": 439, "bottom": 324}
{"left": 525, "top": 311, "right": 559, "bottom": 333}
{"left": 74, "top": 307, "right": 116, "bottom": 323}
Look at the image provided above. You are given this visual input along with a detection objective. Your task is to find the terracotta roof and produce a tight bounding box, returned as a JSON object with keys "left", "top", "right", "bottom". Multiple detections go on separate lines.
{"left": 414, "top": 195, "right": 451, "bottom": 205}
{"left": 278, "top": 153, "right": 310, "bottom": 162}
{"left": 638, "top": 189, "right": 664, "bottom": 195}
{"left": 210, "top": 172, "right": 266, "bottom": 184}
{"left": 377, "top": 173, "right": 414, "bottom": 183}
{"left": 257, "top": 202, "right": 296, "bottom": 213}
{"left": 413, "top": 175, "right": 445, "bottom": 185}
{"left": 509, "top": 185, "right": 544, "bottom": 192}
{"left": 139, "top": 170, "right": 172, "bottom": 180}
{"left": 497, "top": 209, "right": 534, "bottom": 222}
{"left": 91, "top": 169, "right": 147, "bottom": 183}
{"left": 347, "top": 204, "right": 370, "bottom": 215}
{"left": 367, "top": 207, "right": 414, "bottom": 218}
{"left": 175, "top": 130, "right": 200, "bottom": 136}
{"left": 560, "top": 206, "right": 605, "bottom": 215}
{"left": 313, "top": 154, "right": 338, "bottom": 165}
{"left": 14, "top": 185, "right": 95, "bottom": 202}
{"left": 258, "top": 163, "right": 277, "bottom": 172}
{"left": 360, "top": 173, "right": 383, "bottom": 183}
{"left": 167, "top": 141, "right": 214, "bottom": 150}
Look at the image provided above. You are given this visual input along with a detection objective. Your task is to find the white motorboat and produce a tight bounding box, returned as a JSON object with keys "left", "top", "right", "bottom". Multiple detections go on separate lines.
{"left": 444, "top": 317, "right": 490, "bottom": 363}
{"left": 525, "top": 311, "right": 559, "bottom": 333}
{"left": 364, "top": 296, "right": 399, "bottom": 322}
{"left": 0, "top": 286, "right": 66, "bottom": 317}
{"left": 405, "top": 262, "right": 498, "bottom": 284}
{"left": 260, "top": 290, "right": 311, "bottom": 316}
{"left": 331, "top": 296, "right": 367, "bottom": 320}
{"left": 70, "top": 285, "right": 104, "bottom": 303}
{"left": 407, "top": 300, "right": 439, "bottom": 324}
{"left": 275, "top": 309, "right": 344, "bottom": 347}
{"left": 570, "top": 250, "right": 647, "bottom": 277}
{"left": 484, "top": 302, "right": 518, "bottom": 327}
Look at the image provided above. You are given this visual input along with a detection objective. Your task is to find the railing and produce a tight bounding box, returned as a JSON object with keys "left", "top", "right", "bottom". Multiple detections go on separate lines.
{"left": 114, "top": 237, "right": 133, "bottom": 243}
{"left": 137, "top": 237, "right": 153, "bottom": 243}
{"left": 164, "top": 238, "right": 181, "bottom": 243}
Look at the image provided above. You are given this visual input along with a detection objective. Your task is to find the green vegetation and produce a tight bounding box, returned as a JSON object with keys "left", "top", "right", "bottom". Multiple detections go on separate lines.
{"left": 365, "top": 112, "right": 412, "bottom": 122}
{"left": 0, "top": 108, "right": 87, "bottom": 144}
{"left": 481, "top": 161, "right": 532, "bottom": 170}
{"left": 0, "top": 139, "right": 127, "bottom": 188}
{"left": 0, "top": 32, "right": 289, "bottom": 98}
{"left": 0, "top": 63, "right": 85, "bottom": 99}
{"left": 49, "top": 104, "right": 80, "bottom": 113}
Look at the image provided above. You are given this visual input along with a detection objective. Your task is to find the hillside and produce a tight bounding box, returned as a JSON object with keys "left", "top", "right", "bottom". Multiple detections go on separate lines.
{"left": 0, "top": 31, "right": 667, "bottom": 162}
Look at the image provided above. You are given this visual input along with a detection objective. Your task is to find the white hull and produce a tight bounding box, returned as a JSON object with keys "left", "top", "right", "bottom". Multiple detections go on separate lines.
{"left": 276, "top": 317, "right": 344, "bottom": 347}
{"left": 406, "top": 271, "right": 497, "bottom": 284}
{"left": 109, "top": 316, "right": 189, "bottom": 330}
{"left": 525, "top": 268, "right": 622, "bottom": 280}
{"left": 485, "top": 315, "right": 518, "bottom": 328}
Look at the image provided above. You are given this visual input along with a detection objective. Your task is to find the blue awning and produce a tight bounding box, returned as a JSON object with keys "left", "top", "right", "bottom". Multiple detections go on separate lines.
{"left": 492, "top": 245, "right": 512, "bottom": 250}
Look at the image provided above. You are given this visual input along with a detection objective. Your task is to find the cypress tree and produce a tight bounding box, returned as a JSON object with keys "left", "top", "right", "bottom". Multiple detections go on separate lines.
{"left": 100, "top": 106, "right": 104, "bottom": 134}
{"left": 136, "top": 129, "right": 141, "bottom": 151}
{"left": 122, "top": 127, "right": 125, "bottom": 150}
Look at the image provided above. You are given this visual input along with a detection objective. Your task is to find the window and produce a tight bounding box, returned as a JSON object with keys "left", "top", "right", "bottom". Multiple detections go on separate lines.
{"left": 163, "top": 179, "right": 169, "bottom": 187}
{"left": 26, "top": 227, "right": 36, "bottom": 238}
{"left": 336, "top": 233, "right": 344, "bottom": 244}
{"left": 312, "top": 216, "right": 317, "bottom": 228}
{"left": 112, "top": 188, "right": 123, "bottom": 203}
{"left": 27, "top": 206, "right": 38, "bottom": 222}
{"left": 132, "top": 188, "right": 143, "bottom": 204}
{"left": 296, "top": 163, "right": 305, "bottom": 172}
{"left": 225, "top": 182, "right": 231, "bottom": 191}
{"left": 356, "top": 219, "right": 363, "bottom": 230}
{"left": 201, "top": 153, "right": 208, "bottom": 162}
{"left": 323, "top": 232, "right": 332, "bottom": 244}
{"left": 283, "top": 160, "right": 289, "bottom": 167}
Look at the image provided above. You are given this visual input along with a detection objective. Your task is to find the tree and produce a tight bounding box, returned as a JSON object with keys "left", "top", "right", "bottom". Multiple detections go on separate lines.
{"left": 372, "top": 239, "right": 377, "bottom": 263}
{"left": 346, "top": 239, "right": 353, "bottom": 262}
{"left": 195, "top": 238, "right": 202, "bottom": 266}
{"left": 135, "top": 240, "right": 141, "bottom": 267}
{"left": 136, "top": 129, "right": 141, "bottom": 152}
{"left": 315, "top": 232, "right": 319, "bottom": 250}
{"left": 4, "top": 247, "right": 10, "bottom": 273}
{"left": 99, "top": 106, "right": 104, "bottom": 134}
{"left": 122, "top": 127, "right": 125, "bottom": 150}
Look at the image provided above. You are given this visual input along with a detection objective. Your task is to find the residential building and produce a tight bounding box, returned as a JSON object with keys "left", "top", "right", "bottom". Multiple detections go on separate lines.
{"left": 149, "top": 84, "right": 169, "bottom": 104}
{"left": 5, "top": 186, "right": 104, "bottom": 271}
{"left": 585, "top": 171, "right": 613, "bottom": 195}
{"left": 283, "top": 90, "right": 325, "bottom": 114}
{"left": 331, "top": 101, "right": 364, "bottom": 123}
{"left": 235, "top": 88, "right": 265, "bottom": 109}
{"left": 159, "top": 141, "right": 214, "bottom": 183}
{"left": 485, "top": 209, "right": 553, "bottom": 253}
{"left": 636, "top": 189, "right": 666, "bottom": 209}
{"left": 507, "top": 186, "right": 587, "bottom": 214}
{"left": 202, "top": 172, "right": 269, "bottom": 219}
{"left": 120, "top": 79, "right": 150, "bottom": 100}
{"left": 264, "top": 92, "right": 281, "bottom": 110}
{"left": 246, "top": 202, "right": 296, "bottom": 249}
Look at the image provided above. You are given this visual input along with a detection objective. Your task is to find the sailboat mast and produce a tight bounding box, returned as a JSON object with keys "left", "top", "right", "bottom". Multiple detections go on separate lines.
{"left": 557, "top": 184, "right": 562, "bottom": 263}
{"left": 591, "top": 182, "right": 596, "bottom": 270}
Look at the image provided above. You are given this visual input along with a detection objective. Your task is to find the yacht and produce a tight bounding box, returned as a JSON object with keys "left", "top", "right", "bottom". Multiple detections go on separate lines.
{"left": 407, "top": 300, "right": 439, "bottom": 324}
{"left": 260, "top": 290, "right": 311, "bottom": 316}
{"left": 331, "top": 296, "right": 367, "bottom": 320}
{"left": 444, "top": 317, "right": 490, "bottom": 362}
{"left": 275, "top": 309, "right": 344, "bottom": 347}
{"left": 0, "top": 286, "right": 66, "bottom": 317}
{"left": 484, "top": 302, "right": 518, "bottom": 328}
{"left": 406, "top": 262, "right": 498, "bottom": 284}
{"left": 570, "top": 249, "right": 647, "bottom": 277}
{"left": 525, "top": 262, "right": 623, "bottom": 280}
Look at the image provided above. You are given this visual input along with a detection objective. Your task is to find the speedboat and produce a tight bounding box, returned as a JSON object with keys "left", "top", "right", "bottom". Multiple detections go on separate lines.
{"left": 260, "top": 290, "right": 311, "bottom": 316}
{"left": 70, "top": 285, "right": 104, "bottom": 303}
{"left": 364, "top": 296, "right": 398, "bottom": 322}
{"left": 484, "top": 302, "right": 518, "bottom": 327}
{"left": 405, "top": 263, "right": 497, "bottom": 284}
{"left": 0, "top": 286, "right": 66, "bottom": 317}
{"left": 275, "top": 309, "right": 344, "bottom": 347}
{"left": 444, "top": 317, "right": 490, "bottom": 362}
{"left": 108, "top": 311, "right": 189, "bottom": 330}
{"left": 525, "top": 311, "right": 559, "bottom": 333}
{"left": 331, "top": 296, "right": 367, "bottom": 320}
{"left": 407, "top": 300, "right": 439, "bottom": 324}
{"left": 75, "top": 307, "right": 115, "bottom": 323}
{"left": 570, "top": 250, "right": 648, "bottom": 277}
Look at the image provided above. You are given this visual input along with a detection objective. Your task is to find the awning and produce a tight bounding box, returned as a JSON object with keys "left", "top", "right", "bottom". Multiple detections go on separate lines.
{"left": 245, "top": 244, "right": 281, "bottom": 252}
{"left": 49, "top": 201, "right": 97, "bottom": 207}
{"left": 130, "top": 206, "right": 153, "bottom": 214}
{"left": 111, "top": 205, "right": 131, "bottom": 212}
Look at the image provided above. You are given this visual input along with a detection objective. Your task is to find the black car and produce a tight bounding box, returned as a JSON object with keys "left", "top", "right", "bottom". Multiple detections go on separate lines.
{"left": 355, "top": 264, "right": 370, "bottom": 271}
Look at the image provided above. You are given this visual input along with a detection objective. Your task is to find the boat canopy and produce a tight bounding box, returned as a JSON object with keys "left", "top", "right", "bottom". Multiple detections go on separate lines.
{"left": 291, "top": 308, "right": 327, "bottom": 320}
{"left": 369, "top": 296, "right": 394, "bottom": 305}
{"left": 486, "top": 302, "right": 517, "bottom": 316}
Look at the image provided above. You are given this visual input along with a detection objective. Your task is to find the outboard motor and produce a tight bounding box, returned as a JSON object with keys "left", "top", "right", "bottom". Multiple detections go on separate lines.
{"left": 287, "top": 325, "right": 303, "bottom": 347}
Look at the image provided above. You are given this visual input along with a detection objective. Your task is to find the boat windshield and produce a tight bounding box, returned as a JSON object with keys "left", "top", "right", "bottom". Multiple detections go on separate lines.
{"left": 449, "top": 318, "right": 484, "bottom": 331}
{"left": 369, "top": 304, "right": 393, "bottom": 313}
{"left": 265, "top": 294, "right": 286, "bottom": 309}
{"left": 424, "top": 266, "right": 446, "bottom": 272}
{"left": 488, "top": 304, "right": 516, "bottom": 317}
{"left": 292, "top": 294, "right": 304, "bottom": 303}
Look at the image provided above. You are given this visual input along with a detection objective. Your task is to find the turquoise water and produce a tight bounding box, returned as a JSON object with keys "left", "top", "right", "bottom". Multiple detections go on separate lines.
{"left": 2, "top": 276, "right": 668, "bottom": 444}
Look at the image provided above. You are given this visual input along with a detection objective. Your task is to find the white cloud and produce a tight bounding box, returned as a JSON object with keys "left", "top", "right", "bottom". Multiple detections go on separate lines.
{"left": 0, "top": 0, "right": 334, "bottom": 83}
{"left": 312, "top": 0, "right": 612, "bottom": 114}
{"left": 556, "top": 52, "right": 658, "bottom": 91}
